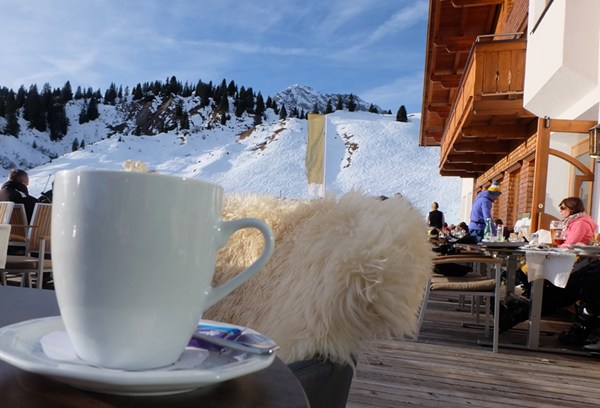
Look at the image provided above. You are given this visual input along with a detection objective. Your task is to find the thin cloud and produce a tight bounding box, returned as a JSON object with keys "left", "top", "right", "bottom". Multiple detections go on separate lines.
{"left": 0, "top": 0, "right": 428, "bottom": 112}
{"left": 361, "top": 71, "right": 425, "bottom": 113}
{"left": 368, "top": 1, "right": 429, "bottom": 43}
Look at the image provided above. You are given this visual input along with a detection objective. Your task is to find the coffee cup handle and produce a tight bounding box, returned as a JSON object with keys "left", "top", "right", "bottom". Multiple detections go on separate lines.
{"left": 203, "top": 218, "right": 275, "bottom": 308}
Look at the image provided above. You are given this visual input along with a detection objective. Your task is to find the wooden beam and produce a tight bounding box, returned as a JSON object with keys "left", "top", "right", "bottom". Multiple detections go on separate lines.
{"left": 446, "top": 153, "right": 496, "bottom": 164}
{"left": 451, "top": 0, "right": 503, "bottom": 7}
{"left": 452, "top": 141, "right": 508, "bottom": 153}
{"left": 531, "top": 118, "right": 549, "bottom": 232}
{"left": 440, "top": 169, "right": 481, "bottom": 177}
{"left": 472, "top": 99, "right": 534, "bottom": 117}
{"left": 443, "top": 162, "right": 491, "bottom": 172}
{"left": 433, "top": 35, "right": 477, "bottom": 53}
{"left": 462, "top": 125, "right": 530, "bottom": 139}
{"left": 430, "top": 73, "right": 462, "bottom": 88}
{"left": 427, "top": 104, "right": 451, "bottom": 115}
{"left": 548, "top": 119, "right": 597, "bottom": 133}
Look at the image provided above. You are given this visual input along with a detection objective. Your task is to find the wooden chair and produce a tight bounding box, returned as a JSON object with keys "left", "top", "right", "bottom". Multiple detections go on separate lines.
{"left": 0, "top": 224, "right": 10, "bottom": 271}
{"left": 1, "top": 203, "right": 52, "bottom": 288}
{"left": 414, "top": 254, "right": 503, "bottom": 352}
{"left": 0, "top": 201, "right": 15, "bottom": 224}
{"left": 0, "top": 224, "right": 28, "bottom": 286}
{"left": 8, "top": 203, "right": 28, "bottom": 249}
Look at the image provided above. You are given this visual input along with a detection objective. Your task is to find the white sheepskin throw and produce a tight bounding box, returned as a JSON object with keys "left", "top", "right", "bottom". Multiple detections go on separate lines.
{"left": 203, "top": 191, "right": 433, "bottom": 365}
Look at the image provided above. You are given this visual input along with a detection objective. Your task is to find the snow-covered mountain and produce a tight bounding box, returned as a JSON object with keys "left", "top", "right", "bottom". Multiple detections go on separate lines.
{"left": 274, "top": 85, "right": 382, "bottom": 114}
{"left": 0, "top": 85, "right": 463, "bottom": 223}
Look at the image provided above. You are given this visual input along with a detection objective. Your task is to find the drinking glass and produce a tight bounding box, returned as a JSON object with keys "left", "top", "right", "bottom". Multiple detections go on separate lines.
{"left": 550, "top": 220, "right": 564, "bottom": 246}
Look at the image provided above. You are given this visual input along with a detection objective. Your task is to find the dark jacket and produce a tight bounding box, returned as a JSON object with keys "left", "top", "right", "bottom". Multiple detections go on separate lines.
{"left": 428, "top": 209, "right": 444, "bottom": 229}
{"left": 0, "top": 181, "right": 38, "bottom": 222}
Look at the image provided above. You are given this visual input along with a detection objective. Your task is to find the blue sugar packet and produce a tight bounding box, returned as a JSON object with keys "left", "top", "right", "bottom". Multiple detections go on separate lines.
{"left": 187, "top": 324, "right": 243, "bottom": 351}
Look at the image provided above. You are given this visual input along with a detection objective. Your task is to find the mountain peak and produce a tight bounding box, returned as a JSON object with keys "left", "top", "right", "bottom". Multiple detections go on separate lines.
{"left": 274, "top": 85, "right": 381, "bottom": 114}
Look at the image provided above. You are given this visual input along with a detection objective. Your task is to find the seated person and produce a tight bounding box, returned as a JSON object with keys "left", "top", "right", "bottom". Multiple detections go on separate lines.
{"left": 0, "top": 168, "right": 38, "bottom": 222}
{"left": 501, "top": 197, "right": 600, "bottom": 346}
{"left": 450, "top": 222, "right": 470, "bottom": 239}
{"left": 39, "top": 182, "right": 53, "bottom": 203}
{"left": 494, "top": 218, "right": 511, "bottom": 240}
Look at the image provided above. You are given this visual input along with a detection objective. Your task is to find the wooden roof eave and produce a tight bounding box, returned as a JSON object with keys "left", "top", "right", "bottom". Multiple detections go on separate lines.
{"left": 420, "top": 0, "right": 503, "bottom": 148}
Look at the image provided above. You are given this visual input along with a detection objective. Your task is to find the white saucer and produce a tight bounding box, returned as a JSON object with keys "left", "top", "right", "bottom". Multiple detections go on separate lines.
{"left": 0, "top": 316, "right": 276, "bottom": 396}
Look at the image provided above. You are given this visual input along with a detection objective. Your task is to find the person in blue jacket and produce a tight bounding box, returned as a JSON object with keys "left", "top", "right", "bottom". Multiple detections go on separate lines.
{"left": 468, "top": 182, "right": 502, "bottom": 241}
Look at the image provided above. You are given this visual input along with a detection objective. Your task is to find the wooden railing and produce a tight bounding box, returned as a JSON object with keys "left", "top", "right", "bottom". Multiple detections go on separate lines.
{"left": 440, "top": 37, "right": 527, "bottom": 165}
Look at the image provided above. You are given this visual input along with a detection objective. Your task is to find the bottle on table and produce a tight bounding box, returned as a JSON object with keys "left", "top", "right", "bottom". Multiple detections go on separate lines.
{"left": 484, "top": 218, "right": 493, "bottom": 241}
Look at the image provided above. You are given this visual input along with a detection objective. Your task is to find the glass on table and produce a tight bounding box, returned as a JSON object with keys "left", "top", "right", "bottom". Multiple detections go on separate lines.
{"left": 550, "top": 220, "right": 564, "bottom": 246}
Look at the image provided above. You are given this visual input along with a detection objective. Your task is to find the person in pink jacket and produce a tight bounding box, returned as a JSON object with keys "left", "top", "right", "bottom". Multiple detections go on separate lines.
{"left": 558, "top": 196, "right": 598, "bottom": 247}
{"left": 501, "top": 197, "right": 600, "bottom": 344}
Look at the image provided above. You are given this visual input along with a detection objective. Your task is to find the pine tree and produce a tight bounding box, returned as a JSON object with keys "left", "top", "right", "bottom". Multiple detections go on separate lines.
{"left": 80, "top": 139, "right": 85, "bottom": 149}
{"left": 347, "top": 94, "right": 357, "bottom": 112}
{"left": 104, "top": 83, "right": 118, "bottom": 105}
{"left": 227, "top": 80, "right": 237, "bottom": 97}
{"left": 25, "top": 84, "right": 46, "bottom": 132}
{"left": 218, "top": 94, "right": 229, "bottom": 114}
{"left": 79, "top": 101, "right": 89, "bottom": 124}
{"left": 132, "top": 84, "right": 143, "bottom": 100}
{"left": 16, "top": 86, "right": 26, "bottom": 109}
{"left": 87, "top": 97, "right": 99, "bottom": 121}
{"left": 256, "top": 92, "right": 265, "bottom": 114}
{"left": 254, "top": 93, "right": 265, "bottom": 126}
{"left": 180, "top": 111, "right": 190, "bottom": 130}
{"left": 235, "top": 92, "right": 246, "bottom": 117}
{"left": 4, "top": 91, "right": 20, "bottom": 136}
{"left": 48, "top": 102, "right": 69, "bottom": 141}
{"left": 85, "top": 87, "right": 94, "bottom": 99}
{"left": 396, "top": 105, "right": 408, "bottom": 122}
{"left": 368, "top": 104, "right": 378, "bottom": 113}
{"left": 311, "top": 103, "right": 319, "bottom": 114}
{"left": 336, "top": 95, "right": 343, "bottom": 110}
{"left": 72, "top": 138, "right": 79, "bottom": 152}
{"left": 279, "top": 105, "right": 287, "bottom": 120}
{"left": 165, "top": 76, "right": 181, "bottom": 96}
{"left": 325, "top": 99, "right": 334, "bottom": 114}
{"left": 60, "top": 81, "right": 73, "bottom": 103}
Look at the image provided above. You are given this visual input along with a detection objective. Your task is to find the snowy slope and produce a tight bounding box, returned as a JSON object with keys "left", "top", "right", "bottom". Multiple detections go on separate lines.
{"left": 10, "top": 108, "right": 462, "bottom": 223}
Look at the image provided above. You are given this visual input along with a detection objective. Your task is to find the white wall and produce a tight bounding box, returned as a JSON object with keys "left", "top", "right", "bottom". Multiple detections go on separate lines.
{"left": 524, "top": 0, "right": 600, "bottom": 120}
{"left": 460, "top": 178, "right": 474, "bottom": 224}
{"left": 547, "top": 132, "right": 586, "bottom": 217}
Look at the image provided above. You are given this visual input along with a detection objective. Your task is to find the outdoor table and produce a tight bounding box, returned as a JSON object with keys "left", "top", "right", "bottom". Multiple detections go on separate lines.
{"left": 458, "top": 243, "right": 600, "bottom": 351}
{"left": 0, "top": 286, "right": 310, "bottom": 408}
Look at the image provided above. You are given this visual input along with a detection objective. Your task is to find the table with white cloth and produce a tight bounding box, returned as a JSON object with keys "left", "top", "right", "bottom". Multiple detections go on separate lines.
{"left": 524, "top": 249, "right": 578, "bottom": 349}
{"left": 455, "top": 243, "right": 581, "bottom": 351}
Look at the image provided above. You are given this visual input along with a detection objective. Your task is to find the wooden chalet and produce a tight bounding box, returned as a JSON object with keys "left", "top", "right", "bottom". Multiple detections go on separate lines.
{"left": 420, "top": 0, "right": 599, "bottom": 231}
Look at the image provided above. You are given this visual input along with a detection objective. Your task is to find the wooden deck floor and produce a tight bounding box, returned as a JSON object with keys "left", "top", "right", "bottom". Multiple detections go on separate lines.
{"left": 347, "top": 294, "right": 600, "bottom": 407}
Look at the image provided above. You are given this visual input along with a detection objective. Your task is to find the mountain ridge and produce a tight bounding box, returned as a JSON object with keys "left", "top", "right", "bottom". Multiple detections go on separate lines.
{"left": 0, "top": 84, "right": 462, "bottom": 222}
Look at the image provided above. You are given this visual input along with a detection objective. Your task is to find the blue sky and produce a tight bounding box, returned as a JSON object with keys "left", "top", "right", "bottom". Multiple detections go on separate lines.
{"left": 0, "top": 0, "right": 428, "bottom": 113}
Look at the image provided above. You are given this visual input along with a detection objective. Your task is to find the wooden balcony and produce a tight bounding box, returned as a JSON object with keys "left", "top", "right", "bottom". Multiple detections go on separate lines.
{"left": 439, "top": 38, "right": 536, "bottom": 177}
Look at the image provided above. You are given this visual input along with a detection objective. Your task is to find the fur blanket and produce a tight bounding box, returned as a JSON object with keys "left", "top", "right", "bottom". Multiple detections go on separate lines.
{"left": 203, "top": 191, "right": 433, "bottom": 365}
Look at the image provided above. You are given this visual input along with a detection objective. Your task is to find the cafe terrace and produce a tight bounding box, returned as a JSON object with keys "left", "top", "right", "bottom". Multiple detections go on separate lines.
{"left": 349, "top": 0, "right": 600, "bottom": 406}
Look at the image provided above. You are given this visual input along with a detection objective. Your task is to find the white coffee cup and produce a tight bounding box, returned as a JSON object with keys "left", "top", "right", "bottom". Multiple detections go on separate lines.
{"left": 51, "top": 169, "right": 274, "bottom": 370}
